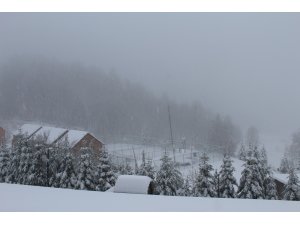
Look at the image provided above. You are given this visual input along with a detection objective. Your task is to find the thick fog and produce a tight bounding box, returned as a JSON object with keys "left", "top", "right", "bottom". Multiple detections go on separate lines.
{"left": 1, "top": 13, "right": 300, "bottom": 154}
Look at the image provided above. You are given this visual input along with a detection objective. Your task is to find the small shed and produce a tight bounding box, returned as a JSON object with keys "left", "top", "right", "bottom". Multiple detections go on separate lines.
{"left": 113, "top": 175, "right": 155, "bottom": 195}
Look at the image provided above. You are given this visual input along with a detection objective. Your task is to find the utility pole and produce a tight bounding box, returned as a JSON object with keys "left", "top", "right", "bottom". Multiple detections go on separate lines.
{"left": 168, "top": 104, "right": 176, "bottom": 162}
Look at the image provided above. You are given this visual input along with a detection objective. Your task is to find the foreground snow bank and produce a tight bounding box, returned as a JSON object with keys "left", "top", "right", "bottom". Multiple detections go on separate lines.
{"left": 0, "top": 183, "right": 299, "bottom": 212}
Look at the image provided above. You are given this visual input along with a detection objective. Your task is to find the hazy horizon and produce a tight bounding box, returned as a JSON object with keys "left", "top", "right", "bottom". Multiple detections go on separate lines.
{"left": 1, "top": 13, "right": 300, "bottom": 144}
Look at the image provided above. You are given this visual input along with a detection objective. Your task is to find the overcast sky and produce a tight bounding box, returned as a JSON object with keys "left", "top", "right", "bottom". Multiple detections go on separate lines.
{"left": 1, "top": 13, "right": 300, "bottom": 139}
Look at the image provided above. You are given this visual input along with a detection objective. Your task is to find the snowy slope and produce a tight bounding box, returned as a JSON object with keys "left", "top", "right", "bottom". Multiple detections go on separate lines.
{"left": 0, "top": 183, "right": 299, "bottom": 212}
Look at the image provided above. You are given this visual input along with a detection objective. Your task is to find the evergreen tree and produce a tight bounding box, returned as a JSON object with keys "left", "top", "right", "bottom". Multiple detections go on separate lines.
{"left": 95, "top": 149, "right": 116, "bottom": 191}
{"left": 238, "top": 148, "right": 264, "bottom": 199}
{"left": 278, "top": 156, "right": 290, "bottom": 174}
{"left": 179, "top": 176, "right": 193, "bottom": 196}
{"left": 27, "top": 143, "right": 48, "bottom": 186}
{"left": 0, "top": 143, "right": 10, "bottom": 183}
{"left": 156, "top": 152, "right": 183, "bottom": 196}
{"left": 118, "top": 162, "right": 134, "bottom": 175}
{"left": 238, "top": 144, "right": 247, "bottom": 161}
{"left": 7, "top": 135, "right": 25, "bottom": 183}
{"left": 137, "top": 151, "right": 147, "bottom": 176}
{"left": 283, "top": 169, "right": 300, "bottom": 201}
{"left": 264, "top": 170, "right": 278, "bottom": 200}
{"left": 193, "top": 153, "right": 216, "bottom": 197}
{"left": 75, "top": 148, "right": 96, "bottom": 190}
{"left": 17, "top": 140, "right": 32, "bottom": 185}
{"left": 219, "top": 154, "right": 237, "bottom": 198}
{"left": 55, "top": 151, "right": 77, "bottom": 189}
{"left": 137, "top": 151, "right": 156, "bottom": 179}
{"left": 212, "top": 170, "right": 220, "bottom": 198}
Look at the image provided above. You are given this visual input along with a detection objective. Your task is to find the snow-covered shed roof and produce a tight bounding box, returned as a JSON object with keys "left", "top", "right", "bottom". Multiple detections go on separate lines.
{"left": 272, "top": 172, "right": 300, "bottom": 184}
{"left": 15, "top": 123, "right": 101, "bottom": 147}
{"left": 34, "top": 126, "right": 67, "bottom": 144}
{"left": 114, "top": 175, "right": 153, "bottom": 195}
{"left": 15, "top": 124, "right": 42, "bottom": 137}
{"left": 65, "top": 130, "right": 88, "bottom": 148}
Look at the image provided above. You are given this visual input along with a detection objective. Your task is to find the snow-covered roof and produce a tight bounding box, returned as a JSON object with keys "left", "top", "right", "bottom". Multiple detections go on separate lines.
{"left": 15, "top": 123, "right": 99, "bottom": 147}
{"left": 65, "top": 130, "right": 88, "bottom": 148}
{"left": 15, "top": 124, "right": 42, "bottom": 136}
{"left": 114, "top": 175, "right": 153, "bottom": 195}
{"left": 34, "top": 126, "right": 67, "bottom": 144}
{"left": 272, "top": 172, "right": 300, "bottom": 184}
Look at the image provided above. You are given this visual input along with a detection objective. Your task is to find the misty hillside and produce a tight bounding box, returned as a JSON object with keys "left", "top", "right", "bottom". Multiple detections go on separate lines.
{"left": 0, "top": 59, "right": 240, "bottom": 152}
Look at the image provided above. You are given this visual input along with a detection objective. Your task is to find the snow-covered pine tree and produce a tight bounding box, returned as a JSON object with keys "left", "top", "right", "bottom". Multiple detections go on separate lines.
{"left": 193, "top": 153, "right": 216, "bottom": 197}
{"left": 75, "top": 147, "right": 96, "bottom": 190}
{"left": 156, "top": 152, "right": 183, "bottom": 196}
{"left": 118, "top": 162, "right": 134, "bottom": 175}
{"left": 95, "top": 148, "right": 116, "bottom": 191}
{"left": 264, "top": 170, "right": 278, "bottom": 200}
{"left": 179, "top": 176, "right": 193, "bottom": 196}
{"left": 7, "top": 134, "right": 26, "bottom": 183}
{"left": 237, "top": 149, "right": 264, "bottom": 199}
{"left": 278, "top": 156, "right": 290, "bottom": 174}
{"left": 238, "top": 144, "right": 247, "bottom": 161}
{"left": 212, "top": 170, "right": 220, "bottom": 198}
{"left": 27, "top": 142, "right": 48, "bottom": 186}
{"left": 0, "top": 142, "right": 10, "bottom": 183}
{"left": 283, "top": 169, "right": 300, "bottom": 201}
{"left": 137, "top": 151, "right": 156, "bottom": 179}
{"left": 219, "top": 154, "right": 237, "bottom": 198}
{"left": 16, "top": 139, "right": 33, "bottom": 185}
{"left": 55, "top": 151, "right": 77, "bottom": 189}
{"left": 256, "top": 146, "right": 271, "bottom": 199}
{"left": 137, "top": 151, "right": 147, "bottom": 176}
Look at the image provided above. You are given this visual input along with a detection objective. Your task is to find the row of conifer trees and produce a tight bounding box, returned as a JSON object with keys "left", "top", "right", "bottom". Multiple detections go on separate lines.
{"left": 0, "top": 136, "right": 299, "bottom": 200}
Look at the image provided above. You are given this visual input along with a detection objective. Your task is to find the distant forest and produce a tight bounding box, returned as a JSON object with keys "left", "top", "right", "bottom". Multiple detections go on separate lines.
{"left": 0, "top": 58, "right": 241, "bottom": 154}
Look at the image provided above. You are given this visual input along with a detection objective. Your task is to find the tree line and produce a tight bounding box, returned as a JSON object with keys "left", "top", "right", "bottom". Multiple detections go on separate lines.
{"left": 0, "top": 135, "right": 299, "bottom": 200}
{"left": 0, "top": 58, "right": 241, "bottom": 154}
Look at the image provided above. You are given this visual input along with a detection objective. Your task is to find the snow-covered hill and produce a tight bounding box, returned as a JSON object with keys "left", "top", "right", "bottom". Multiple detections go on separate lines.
{"left": 0, "top": 183, "right": 299, "bottom": 211}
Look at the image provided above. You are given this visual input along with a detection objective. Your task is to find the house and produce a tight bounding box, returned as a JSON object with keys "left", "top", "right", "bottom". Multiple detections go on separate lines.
{"left": 272, "top": 172, "right": 300, "bottom": 199}
{"left": 12, "top": 123, "right": 103, "bottom": 156}
{"left": 112, "top": 175, "right": 155, "bottom": 195}
{"left": 0, "top": 127, "right": 5, "bottom": 146}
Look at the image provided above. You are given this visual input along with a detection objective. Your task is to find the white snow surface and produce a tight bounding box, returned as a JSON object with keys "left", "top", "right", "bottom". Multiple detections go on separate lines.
{"left": 66, "top": 130, "right": 87, "bottom": 147}
{"left": 114, "top": 175, "right": 152, "bottom": 194}
{"left": 0, "top": 183, "right": 299, "bottom": 212}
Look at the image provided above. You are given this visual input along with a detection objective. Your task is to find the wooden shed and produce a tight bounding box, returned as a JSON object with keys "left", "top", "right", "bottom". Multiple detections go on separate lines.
{"left": 113, "top": 175, "right": 155, "bottom": 195}
{"left": 12, "top": 123, "right": 103, "bottom": 155}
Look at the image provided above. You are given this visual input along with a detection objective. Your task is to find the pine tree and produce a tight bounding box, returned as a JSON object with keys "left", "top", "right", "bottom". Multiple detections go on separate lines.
{"left": 179, "top": 176, "right": 193, "bottom": 196}
{"left": 7, "top": 135, "right": 25, "bottom": 183}
{"left": 238, "top": 144, "right": 247, "bottom": 161}
{"left": 264, "top": 170, "right": 278, "bottom": 200}
{"left": 75, "top": 148, "right": 96, "bottom": 190}
{"left": 212, "top": 170, "right": 220, "bottom": 198}
{"left": 283, "top": 169, "right": 300, "bottom": 201}
{"left": 193, "top": 153, "right": 216, "bottom": 197}
{"left": 137, "top": 151, "right": 147, "bottom": 176}
{"left": 137, "top": 151, "right": 156, "bottom": 179}
{"left": 119, "top": 162, "right": 134, "bottom": 175}
{"left": 219, "top": 154, "right": 237, "bottom": 198}
{"left": 27, "top": 143, "right": 48, "bottom": 186}
{"left": 278, "top": 157, "right": 290, "bottom": 174}
{"left": 55, "top": 151, "right": 77, "bottom": 189}
{"left": 95, "top": 149, "right": 116, "bottom": 191}
{"left": 156, "top": 152, "right": 183, "bottom": 196}
{"left": 237, "top": 149, "right": 264, "bottom": 199}
{"left": 0, "top": 143, "right": 10, "bottom": 183}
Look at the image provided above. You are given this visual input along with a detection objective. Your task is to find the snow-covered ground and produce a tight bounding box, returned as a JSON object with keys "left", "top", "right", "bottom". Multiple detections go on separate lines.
{"left": 0, "top": 183, "right": 299, "bottom": 211}
{"left": 106, "top": 143, "right": 245, "bottom": 182}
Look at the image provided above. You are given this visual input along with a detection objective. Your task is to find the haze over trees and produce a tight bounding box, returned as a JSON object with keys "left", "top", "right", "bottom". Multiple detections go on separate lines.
{"left": 0, "top": 59, "right": 241, "bottom": 155}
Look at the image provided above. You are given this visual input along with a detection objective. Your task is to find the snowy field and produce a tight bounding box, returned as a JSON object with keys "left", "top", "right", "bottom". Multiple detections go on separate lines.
{"left": 106, "top": 143, "right": 245, "bottom": 181}
{"left": 0, "top": 183, "right": 299, "bottom": 212}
